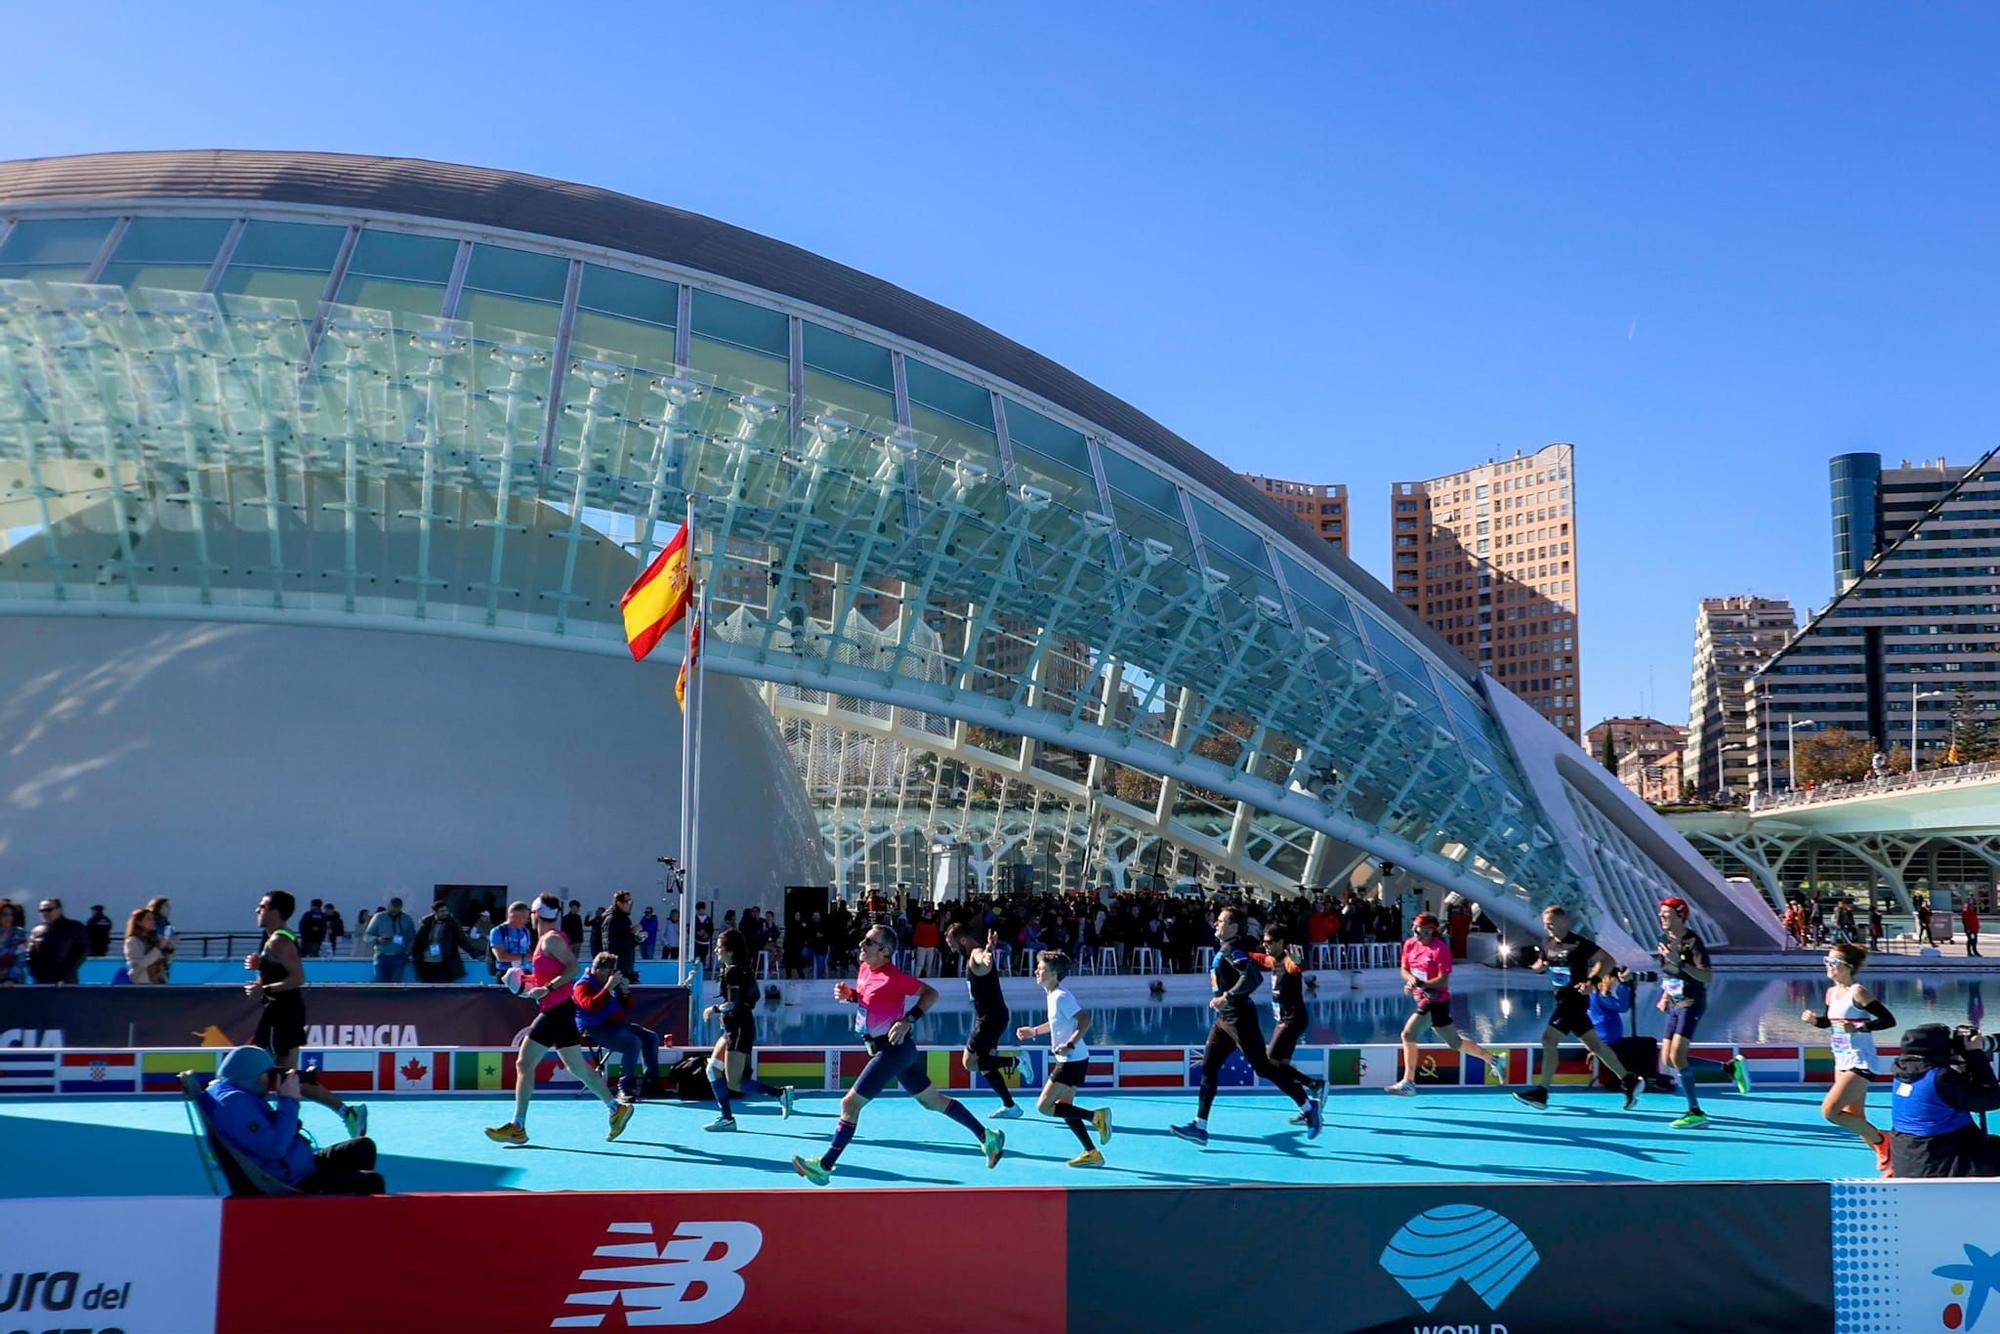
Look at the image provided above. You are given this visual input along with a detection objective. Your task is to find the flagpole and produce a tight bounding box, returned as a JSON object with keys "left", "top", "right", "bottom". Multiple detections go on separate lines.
{"left": 676, "top": 495, "right": 696, "bottom": 982}
{"left": 688, "top": 578, "right": 712, "bottom": 976}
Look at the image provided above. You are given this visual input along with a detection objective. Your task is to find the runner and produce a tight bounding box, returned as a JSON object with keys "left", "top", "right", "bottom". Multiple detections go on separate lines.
{"left": 241, "top": 890, "right": 365, "bottom": 1139}
{"left": 484, "top": 893, "right": 632, "bottom": 1146}
{"left": 1385, "top": 912, "right": 1508, "bottom": 1096}
{"left": 1803, "top": 941, "right": 1897, "bottom": 1175}
{"left": 791, "top": 926, "right": 1005, "bottom": 1185}
{"left": 1512, "top": 904, "right": 1642, "bottom": 1111}
{"left": 699, "top": 928, "right": 794, "bottom": 1131}
{"left": 1016, "top": 950, "right": 1110, "bottom": 1167}
{"left": 1653, "top": 896, "right": 1750, "bottom": 1129}
{"left": 1170, "top": 907, "right": 1322, "bottom": 1147}
{"left": 1251, "top": 923, "right": 1327, "bottom": 1123}
{"left": 953, "top": 922, "right": 1021, "bottom": 1119}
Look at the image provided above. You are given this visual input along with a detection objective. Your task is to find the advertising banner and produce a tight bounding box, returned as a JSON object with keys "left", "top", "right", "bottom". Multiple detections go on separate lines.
{"left": 0, "top": 984, "right": 688, "bottom": 1047}
{"left": 0, "top": 1197, "right": 221, "bottom": 1334}
{"left": 216, "top": 1188, "right": 1065, "bottom": 1333}
{"left": 1068, "top": 1181, "right": 1833, "bottom": 1334}
{"left": 1831, "top": 1180, "right": 2000, "bottom": 1334}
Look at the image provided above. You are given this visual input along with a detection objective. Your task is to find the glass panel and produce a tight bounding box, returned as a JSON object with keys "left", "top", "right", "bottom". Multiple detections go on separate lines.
{"left": 97, "top": 263, "right": 211, "bottom": 292}
{"left": 803, "top": 323, "right": 893, "bottom": 391}
{"left": 462, "top": 244, "right": 566, "bottom": 302}
{"left": 229, "top": 220, "right": 344, "bottom": 270}
{"left": 216, "top": 267, "right": 329, "bottom": 308}
{"left": 342, "top": 229, "right": 458, "bottom": 282}
{"left": 574, "top": 311, "right": 677, "bottom": 371}
{"left": 904, "top": 358, "right": 993, "bottom": 430}
{"left": 690, "top": 288, "right": 787, "bottom": 355}
{"left": 803, "top": 368, "right": 895, "bottom": 422}
{"left": 455, "top": 290, "right": 559, "bottom": 339}
{"left": 688, "top": 337, "right": 785, "bottom": 392}
{"left": 1098, "top": 445, "right": 1182, "bottom": 516}
{"left": 1001, "top": 399, "right": 1090, "bottom": 473}
{"left": 580, "top": 265, "right": 677, "bottom": 326}
{"left": 0, "top": 217, "right": 114, "bottom": 266}
{"left": 107, "top": 216, "right": 229, "bottom": 264}
{"left": 333, "top": 276, "right": 445, "bottom": 319}
{"left": 1191, "top": 497, "right": 1273, "bottom": 572}
{"left": 1275, "top": 552, "right": 1357, "bottom": 631}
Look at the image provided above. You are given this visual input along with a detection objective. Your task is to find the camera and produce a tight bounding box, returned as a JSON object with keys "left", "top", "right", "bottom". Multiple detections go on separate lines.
{"left": 1633, "top": 970, "right": 1661, "bottom": 983}
{"left": 1955, "top": 1025, "right": 2000, "bottom": 1057}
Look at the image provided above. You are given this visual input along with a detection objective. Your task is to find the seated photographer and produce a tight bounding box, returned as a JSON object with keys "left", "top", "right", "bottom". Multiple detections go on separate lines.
{"left": 1889, "top": 1023, "right": 2000, "bottom": 1178}
{"left": 573, "top": 952, "right": 662, "bottom": 1101}
{"left": 201, "top": 1046, "right": 384, "bottom": 1194}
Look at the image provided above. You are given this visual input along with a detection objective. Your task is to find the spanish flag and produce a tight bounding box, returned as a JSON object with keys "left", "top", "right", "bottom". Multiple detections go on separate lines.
{"left": 619, "top": 522, "right": 693, "bottom": 661}
{"left": 676, "top": 608, "right": 702, "bottom": 712}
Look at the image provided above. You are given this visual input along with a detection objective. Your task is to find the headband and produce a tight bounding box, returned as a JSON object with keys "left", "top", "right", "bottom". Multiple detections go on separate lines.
{"left": 535, "top": 900, "right": 561, "bottom": 920}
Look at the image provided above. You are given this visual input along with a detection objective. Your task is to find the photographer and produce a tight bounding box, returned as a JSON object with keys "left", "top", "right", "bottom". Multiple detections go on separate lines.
{"left": 572, "top": 951, "right": 662, "bottom": 1102}
{"left": 1888, "top": 1024, "right": 2000, "bottom": 1178}
{"left": 201, "top": 1046, "right": 384, "bottom": 1194}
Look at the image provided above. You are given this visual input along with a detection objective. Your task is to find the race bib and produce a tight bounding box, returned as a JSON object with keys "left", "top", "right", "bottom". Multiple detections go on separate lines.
{"left": 1272, "top": 998, "right": 1283, "bottom": 1024}
{"left": 1831, "top": 1028, "right": 1853, "bottom": 1053}
{"left": 1662, "top": 977, "right": 1686, "bottom": 1002}
{"left": 1548, "top": 965, "right": 1571, "bottom": 989}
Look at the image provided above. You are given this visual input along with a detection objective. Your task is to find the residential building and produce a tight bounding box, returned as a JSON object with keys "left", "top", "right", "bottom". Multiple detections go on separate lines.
{"left": 1585, "top": 715, "right": 1687, "bottom": 760}
{"left": 1685, "top": 596, "right": 1797, "bottom": 799}
{"left": 1831, "top": 454, "right": 1970, "bottom": 593}
{"left": 1754, "top": 449, "right": 2000, "bottom": 789}
{"left": 1241, "top": 474, "right": 1347, "bottom": 556}
{"left": 1618, "top": 744, "right": 1685, "bottom": 806}
{"left": 1391, "top": 443, "right": 1580, "bottom": 739}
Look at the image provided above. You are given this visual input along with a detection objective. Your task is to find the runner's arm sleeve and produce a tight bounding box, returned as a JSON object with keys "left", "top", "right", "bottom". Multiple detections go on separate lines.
{"left": 1223, "top": 953, "right": 1262, "bottom": 1003}
{"left": 1861, "top": 999, "right": 1897, "bottom": 1032}
{"left": 1808, "top": 1012, "right": 1833, "bottom": 1028}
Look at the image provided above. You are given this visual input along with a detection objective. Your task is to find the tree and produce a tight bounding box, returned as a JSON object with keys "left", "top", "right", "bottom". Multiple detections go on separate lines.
{"left": 1599, "top": 728, "right": 1619, "bottom": 772}
{"left": 1948, "top": 684, "right": 1998, "bottom": 765}
{"left": 1792, "top": 727, "right": 1876, "bottom": 786}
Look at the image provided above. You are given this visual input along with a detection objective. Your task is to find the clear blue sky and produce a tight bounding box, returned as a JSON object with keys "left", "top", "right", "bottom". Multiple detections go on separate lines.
{"left": 6, "top": 4, "right": 1998, "bottom": 728}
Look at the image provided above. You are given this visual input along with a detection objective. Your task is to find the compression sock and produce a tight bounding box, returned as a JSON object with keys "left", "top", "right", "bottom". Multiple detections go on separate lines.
{"left": 1680, "top": 1070, "right": 1701, "bottom": 1112}
{"left": 941, "top": 1097, "right": 986, "bottom": 1142}
{"left": 1054, "top": 1103, "right": 1096, "bottom": 1152}
{"left": 822, "top": 1118, "right": 858, "bottom": 1167}
{"left": 707, "top": 1060, "right": 733, "bottom": 1119}
{"left": 983, "top": 1063, "right": 1017, "bottom": 1107}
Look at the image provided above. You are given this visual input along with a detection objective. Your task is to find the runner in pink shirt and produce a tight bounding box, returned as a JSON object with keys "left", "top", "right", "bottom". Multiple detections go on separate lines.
{"left": 792, "top": 924, "right": 1005, "bottom": 1185}
{"left": 1387, "top": 912, "right": 1508, "bottom": 1096}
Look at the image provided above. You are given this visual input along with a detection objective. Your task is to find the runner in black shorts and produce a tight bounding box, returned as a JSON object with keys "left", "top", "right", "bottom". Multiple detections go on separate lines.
{"left": 700, "top": 928, "right": 793, "bottom": 1130}
{"left": 1513, "top": 904, "right": 1640, "bottom": 1111}
{"left": 1171, "top": 907, "right": 1321, "bottom": 1147}
{"left": 1655, "top": 896, "right": 1749, "bottom": 1128}
{"left": 242, "top": 890, "right": 365, "bottom": 1139}
{"left": 1385, "top": 912, "right": 1508, "bottom": 1096}
{"left": 953, "top": 923, "right": 1020, "bottom": 1119}
{"left": 1017, "top": 951, "right": 1109, "bottom": 1166}
{"left": 485, "top": 893, "right": 630, "bottom": 1146}
{"left": 1252, "top": 924, "right": 1326, "bottom": 1123}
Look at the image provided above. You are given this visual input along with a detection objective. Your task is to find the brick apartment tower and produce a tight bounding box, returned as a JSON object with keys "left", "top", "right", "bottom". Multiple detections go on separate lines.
{"left": 1240, "top": 474, "right": 1348, "bottom": 556}
{"left": 1392, "top": 443, "right": 1581, "bottom": 740}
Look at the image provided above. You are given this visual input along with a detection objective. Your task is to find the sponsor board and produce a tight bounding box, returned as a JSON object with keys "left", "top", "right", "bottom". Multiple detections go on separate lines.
{"left": 1832, "top": 1180, "right": 2000, "bottom": 1334}
{"left": 1068, "top": 1182, "right": 1832, "bottom": 1334}
{"left": 216, "top": 1189, "right": 1065, "bottom": 1333}
{"left": 0, "top": 1197, "right": 221, "bottom": 1334}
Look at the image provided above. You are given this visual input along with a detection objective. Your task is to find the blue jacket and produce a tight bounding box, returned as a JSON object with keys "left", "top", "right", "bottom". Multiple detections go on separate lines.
{"left": 1588, "top": 981, "right": 1634, "bottom": 1044}
{"left": 202, "top": 1080, "right": 314, "bottom": 1185}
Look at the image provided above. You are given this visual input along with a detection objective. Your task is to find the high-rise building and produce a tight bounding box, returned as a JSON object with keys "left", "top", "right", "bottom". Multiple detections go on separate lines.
{"left": 1685, "top": 596, "right": 1797, "bottom": 799}
{"left": 1831, "top": 454, "right": 1969, "bottom": 593}
{"left": 1755, "top": 449, "right": 2000, "bottom": 789}
{"left": 1241, "top": 474, "right": 1347, "bottom": 556}
{"left": 1392, "top": 443, "right": 1580, "bottom": 739}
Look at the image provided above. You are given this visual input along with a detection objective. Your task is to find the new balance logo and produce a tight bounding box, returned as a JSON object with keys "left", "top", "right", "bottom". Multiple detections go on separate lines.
{"left": 552, "top": 1220, "right": 762, "bottom": 1327}
{"left": 1378, "top": 1205, "right": 1539, "bottom": 1315}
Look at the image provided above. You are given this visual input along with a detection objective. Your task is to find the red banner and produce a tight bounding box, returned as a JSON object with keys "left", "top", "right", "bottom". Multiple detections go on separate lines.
{"left": 219, "top": 1188, "right": 1065, "bottom": 1333}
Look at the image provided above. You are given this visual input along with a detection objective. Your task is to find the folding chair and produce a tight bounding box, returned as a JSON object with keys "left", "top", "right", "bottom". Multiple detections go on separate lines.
{"left": 180, "top": 1072, "right": 300, "bottom": 1198}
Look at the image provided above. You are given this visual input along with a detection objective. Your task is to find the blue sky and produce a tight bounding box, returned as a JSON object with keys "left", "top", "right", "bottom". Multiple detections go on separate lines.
{"left": 5, "top": 4, "right": 1997, "bottom": 727}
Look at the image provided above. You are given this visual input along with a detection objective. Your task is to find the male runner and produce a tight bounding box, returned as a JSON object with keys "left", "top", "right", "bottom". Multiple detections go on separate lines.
{"left": 242, "top": 890, "right": 366, "bottom": 1138}
{"left": 1017, "top": 951, "right": 1111, "bottom": 1166}
{"left": 953, "top": 922, "right": 1021, "bottom": 1118}
{"left": 792, "top": 926, "right": 1004, "bottom": 1185}
{"left": 1252, "top": 923, "right": 1326, "bottom": 1123}
{"left": 1513, "top": 904, "right": 1640, "bottom": 1110}
{"left": 1655, "top": 896, "right": 1751, "bottom": 1128}
{"left": 1385, "top": 911, "right": 1508, "bottom": 1096}
{"left": 1170, "top": 907, "right": 1322, "bottom": 1146}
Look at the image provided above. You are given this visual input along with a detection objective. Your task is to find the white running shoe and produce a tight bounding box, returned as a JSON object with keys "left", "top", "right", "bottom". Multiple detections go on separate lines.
{"left": 990, "top": 1104, "right": 1025, "bottom": 1120}
{"left": 1385, "top": 1080, "right": 1416, "bottom": 1097}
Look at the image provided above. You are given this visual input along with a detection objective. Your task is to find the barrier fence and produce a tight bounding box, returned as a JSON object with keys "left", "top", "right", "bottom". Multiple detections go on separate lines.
{"left": 17, "top": 1179, "right": 1993, "bottom": 1333}
{"left": 0, "top": 1040, "right": 1888, "bottom": 1096}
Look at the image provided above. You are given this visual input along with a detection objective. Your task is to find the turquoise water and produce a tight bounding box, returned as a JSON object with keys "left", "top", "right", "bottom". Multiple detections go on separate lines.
{"left": 742, "top": 972, "right": 1997, "bottom": 1048}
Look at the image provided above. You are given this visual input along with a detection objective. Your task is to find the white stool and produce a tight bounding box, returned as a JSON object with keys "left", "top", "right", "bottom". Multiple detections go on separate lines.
{"left": 1194, "top": 946, "right": 1215, "bottom": 975}
{"left": 1372, "top": 943, "right": 1397, "bottom": 969}
{"left": 756, "top": 950, "right": 776, "bottom": 979}
{"left": 1311, "top": 943, "right": 1334, "bottom": 971}
{"left": 894, "top": 949, "right": 914, "bottom": 973}
{"left": 1096, "top": 946, "right": 1120, "bottom": 975}
{"left": 1134, "top": 947, "right": 1162, "bottom": 975}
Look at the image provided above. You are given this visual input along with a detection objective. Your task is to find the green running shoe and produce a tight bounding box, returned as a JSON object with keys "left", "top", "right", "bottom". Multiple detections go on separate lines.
{"left": 983, "top": 1127, "right": 1006, "bottom": 1169}
{"left": 792, "top": 1155, "right": 832, "bottom": 1186}
{"left": 1670, "top": 1110, "right": 1711, "bottom": 1130}
{"left": 1730, "top": 1056, "right": 1752, "bottom": 1095}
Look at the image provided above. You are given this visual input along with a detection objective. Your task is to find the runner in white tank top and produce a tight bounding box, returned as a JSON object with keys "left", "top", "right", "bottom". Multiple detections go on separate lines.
{"left": 1802, "top": 942, "right": 1896, "bottom": 1176}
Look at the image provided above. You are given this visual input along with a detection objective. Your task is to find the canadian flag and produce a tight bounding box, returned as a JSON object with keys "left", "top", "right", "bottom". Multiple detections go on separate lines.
{"left": 379, "top": 1050, "right": 446, "bottom": 1092}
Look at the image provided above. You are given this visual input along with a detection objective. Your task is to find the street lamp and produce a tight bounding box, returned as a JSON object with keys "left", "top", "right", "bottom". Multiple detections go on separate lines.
{"left": 1913, "top": 685, "right": 1949, "bottom": 773}
{"left": 1786, "top": 715, "right": 1818, "bottom": 792}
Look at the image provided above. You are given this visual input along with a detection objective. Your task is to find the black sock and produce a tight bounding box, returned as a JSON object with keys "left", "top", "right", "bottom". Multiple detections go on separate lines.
{"left": 983, "top": 1067, "right": 1016, "bottom": 1107}
{"left": 1054, "top": 1102, "right": 1096, "bottom": 1152}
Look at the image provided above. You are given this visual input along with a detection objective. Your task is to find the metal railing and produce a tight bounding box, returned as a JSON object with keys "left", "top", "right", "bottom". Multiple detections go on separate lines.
{"left": 1752, "top": 759, "right": 2000, "bottom": 812}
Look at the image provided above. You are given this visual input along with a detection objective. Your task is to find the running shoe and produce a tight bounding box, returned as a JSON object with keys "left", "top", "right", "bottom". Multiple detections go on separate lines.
{"left": 990, "top": 1104, "right": 1024, "bottom": 1120}
{"left": 1483, "top": 1052, "right": 1511, "bottom": 1085}
{"left": 705, "top": 1115, "right": 738, "bottom": 1132}
{"left": 484, "top": 1121, "right": 527, "bottom": 1145}
{"left": 1873, "top": 1137, "right": 1895, "bottom": 1178}
{"left": 792, "top": 1154, "right": 832, "bottom": 1186}
{"left": 342, "top": 1103, "right": 368, "bottom": 1139}
{"left": 1311, "top": 1079, "right": 1328, "bottom": 1107}
{"left": 1621, "top": 1073, "right": 1642, "bottom": 1111}
{"left": 1669, "top": 1110, "right": 1710, "bottom": 1130}
{"left": 1067, "top": 1148, "right": 1105, "bottom": 1168}
{"left": 1385, "top": 1080, "right": 1415, "bottom": 1097}
{"left": 1288, "top": 1110, "right": 1309, "bottom": 1125}
{"left": 983, "top": 1127, "right": 1006, "bottom": 1169}
{"left": 1731, "top": 1056, "right": 1752, "bottom": 1096}
{"left": 607, "top": 1100, "right": 635, "bottom": 1142}
{"left": 1169, "top": 1121, "right": 1209, "bottom": 1147}
{"left": 1305, "top": 1097, "right": 1324, "bottom": 1140}
{"left": 1512, "top": 1085, "right": 1550, "bottom": 1110}
{"left": 1092, "top": 1107, "right": 1113, "bottom": 1145}
{"left": 780, "top": 1086, "right": 795, "bottom": 1120}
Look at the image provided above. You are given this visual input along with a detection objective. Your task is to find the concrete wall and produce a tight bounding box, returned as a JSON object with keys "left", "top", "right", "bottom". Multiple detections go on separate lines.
{"left": 0, "top": 616, "right": 828, "bottom": 931}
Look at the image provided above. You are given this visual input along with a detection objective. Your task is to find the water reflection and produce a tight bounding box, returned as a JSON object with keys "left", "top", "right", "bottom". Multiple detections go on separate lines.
{"left": 750, "top": 972, "right": 2000, "bottom": 1047}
